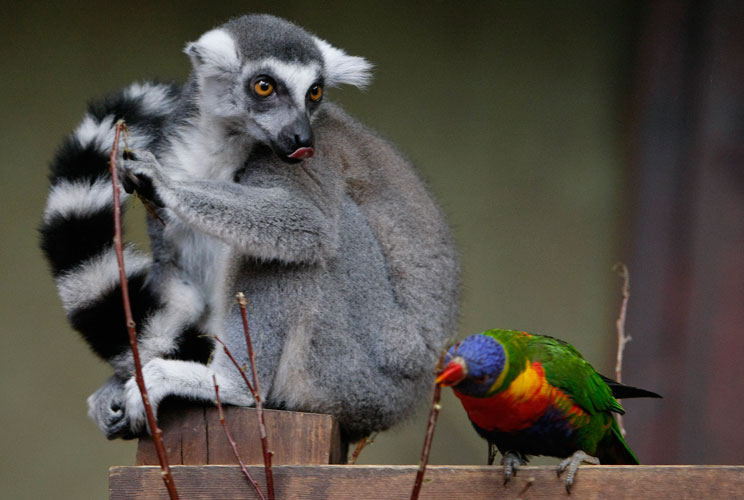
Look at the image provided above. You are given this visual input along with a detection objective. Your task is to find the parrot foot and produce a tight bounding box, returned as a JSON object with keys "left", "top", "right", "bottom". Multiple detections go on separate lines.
{"left": 556, "top": 450, "right": 600, "bottom": 494}
{"left": 501, "top": 450, "right": 527, "bottom": 486}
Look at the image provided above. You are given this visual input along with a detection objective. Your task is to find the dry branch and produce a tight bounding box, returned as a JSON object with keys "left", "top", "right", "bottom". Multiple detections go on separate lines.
{"left": 410, "top": 352, "right": 446, "bottom": 500}
{"left": 613, "top": 263, "right": 631, "bottom": 437}
{"left": 213, "top": 336, "right": 256, "bottom": 396}
{"left": 236, "top": 292, "right": 275, "bottom": 500}
{"left": 213, "top": 375, "right": 266, "bottom": 500}
{"left": 109, "top": 120, "right": 179, "bottom": 499}
{"left": 349, "top": 433, "right": 378, "bottom": 465}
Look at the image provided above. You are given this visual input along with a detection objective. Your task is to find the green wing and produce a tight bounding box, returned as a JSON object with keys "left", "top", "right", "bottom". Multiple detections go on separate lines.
{"left": 526, "top": 334, "right": 624, "bottom": 415}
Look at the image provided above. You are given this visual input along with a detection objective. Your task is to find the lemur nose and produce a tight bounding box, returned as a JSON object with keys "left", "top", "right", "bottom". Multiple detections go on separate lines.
{"left": 294, "top": 134, "right": 312, "bottom": 148}
{"left": 278, "top": 116, "right": 315, "bottom": 160}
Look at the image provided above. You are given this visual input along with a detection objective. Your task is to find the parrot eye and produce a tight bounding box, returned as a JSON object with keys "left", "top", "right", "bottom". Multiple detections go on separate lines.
{"left": 473, "top": 375, "right": 488, "bottom": 384}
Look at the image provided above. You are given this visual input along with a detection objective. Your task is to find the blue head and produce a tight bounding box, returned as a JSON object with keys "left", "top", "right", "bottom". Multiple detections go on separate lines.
{"left": 436, "top": 333, "right": 507, "bottom": 398}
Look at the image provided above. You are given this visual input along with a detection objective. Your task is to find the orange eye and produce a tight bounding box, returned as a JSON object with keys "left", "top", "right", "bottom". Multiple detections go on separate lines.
{"left": 308, "top": 85, "right": 323, "bottom": 102}
{"left": 253, "top": 78, "right": 275, "bottom": 97}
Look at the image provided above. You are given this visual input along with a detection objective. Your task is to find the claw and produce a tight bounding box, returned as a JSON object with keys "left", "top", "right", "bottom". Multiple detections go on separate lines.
{"left": 501, "top": 450, "right": 527, "bottom": 486}
{"left": 556, "top": 450, "right": 600, "bottom": 493}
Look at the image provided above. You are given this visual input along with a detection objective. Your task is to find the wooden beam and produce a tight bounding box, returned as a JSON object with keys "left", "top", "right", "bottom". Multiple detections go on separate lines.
{"left": 136, "top": 401, "right": 344, "bottom": 466}
{"left": 110, "top": 465, "right": 744, "bottom": 499}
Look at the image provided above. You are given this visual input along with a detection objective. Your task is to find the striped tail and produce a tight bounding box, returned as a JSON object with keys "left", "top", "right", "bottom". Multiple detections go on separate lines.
{"left": 39, "top": 82, "right": 177, "bottom": 362}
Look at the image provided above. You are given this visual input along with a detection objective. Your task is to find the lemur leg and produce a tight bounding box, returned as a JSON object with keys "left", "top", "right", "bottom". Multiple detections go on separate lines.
{"left": 121, "top": 357, "right": 256, "bottom": 435}
{"left": 86, "top": 277, "right": 208, "bottom": 438}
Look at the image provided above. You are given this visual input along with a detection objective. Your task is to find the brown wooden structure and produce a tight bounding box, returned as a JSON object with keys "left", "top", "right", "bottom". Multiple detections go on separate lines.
{"left": 111, "top": 464, "right": 744, "bottom": 499}
{"left": 112, "top": 404, "right": 744, "bottom": 499}
{"left": 136, "top": 400, "right": 344, "bottom": 466}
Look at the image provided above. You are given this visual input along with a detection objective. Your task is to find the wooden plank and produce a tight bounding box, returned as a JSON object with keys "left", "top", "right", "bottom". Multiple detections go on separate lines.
{"left": 136, "top": 402, "right": 344, "bottom": 465}
{"left": 110, "top": 465, "right": 744, "bottom": 499}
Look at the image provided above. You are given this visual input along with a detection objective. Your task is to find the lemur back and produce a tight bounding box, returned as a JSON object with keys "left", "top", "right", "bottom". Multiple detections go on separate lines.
{"left": 40, "top": 14, "right": 459, "bottom": 442}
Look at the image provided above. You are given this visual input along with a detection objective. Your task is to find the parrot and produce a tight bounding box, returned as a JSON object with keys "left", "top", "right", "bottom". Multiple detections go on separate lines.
{"left": 436, "top": 329, "right": 660, "bottom": 492}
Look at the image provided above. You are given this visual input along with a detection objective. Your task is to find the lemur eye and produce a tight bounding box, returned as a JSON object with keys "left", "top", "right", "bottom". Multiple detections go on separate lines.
{"left": 308, "top": 85, "right": 323, "bottom": 103}
{"left": 253, "top": 77, "right": 275, "bottom": 98}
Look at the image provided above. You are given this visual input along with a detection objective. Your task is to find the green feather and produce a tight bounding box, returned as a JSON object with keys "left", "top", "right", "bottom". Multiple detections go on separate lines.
{"left": 525, "top": 334, "right": 625, "bottom": 415}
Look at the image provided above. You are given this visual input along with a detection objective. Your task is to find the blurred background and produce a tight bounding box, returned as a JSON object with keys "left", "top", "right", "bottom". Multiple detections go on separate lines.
{"left": 2, "top": 1, "right": 743, "bottom": 498}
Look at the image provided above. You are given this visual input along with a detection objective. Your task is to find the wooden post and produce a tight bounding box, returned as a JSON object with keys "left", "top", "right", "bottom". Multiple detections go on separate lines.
{"left": 136, "top": 400, "right": 345, "bottom": 466}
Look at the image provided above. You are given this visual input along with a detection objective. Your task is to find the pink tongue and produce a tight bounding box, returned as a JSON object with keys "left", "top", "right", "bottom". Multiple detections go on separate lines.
{"left": 288, "top": 147, "right": 315, "bottom": 159}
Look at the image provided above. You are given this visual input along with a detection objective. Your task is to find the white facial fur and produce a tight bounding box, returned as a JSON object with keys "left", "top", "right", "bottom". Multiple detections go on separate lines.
{"left": 242, "top": 58, "right": 322, "bottom": 109}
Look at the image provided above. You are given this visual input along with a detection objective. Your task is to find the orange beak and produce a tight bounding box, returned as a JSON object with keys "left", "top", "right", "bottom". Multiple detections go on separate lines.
{"left": 435, "top": 357, "right": 468, "bottom": 386}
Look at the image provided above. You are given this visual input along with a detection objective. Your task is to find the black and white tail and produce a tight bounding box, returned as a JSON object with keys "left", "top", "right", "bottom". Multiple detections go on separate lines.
{"left": 40, "top": 82, "right": 177, "bottom": 362}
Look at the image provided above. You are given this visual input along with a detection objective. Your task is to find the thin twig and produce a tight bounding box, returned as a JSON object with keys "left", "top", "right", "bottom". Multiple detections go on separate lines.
{"left": 349, "top": 432, "right": 378, "bottom": 465}
{"left": 613, "top": 262, "right": 631, "bottom": 437}
{"left": 213, "top": 335, "right": 256, "bottom": 396}
{"left": 237, "top": 292, "right": 275, "bottom": 500}
{"left": 410, "top": 351, "right": 446, "bottom": 500}
{"left": 213, "top": 375, "right": 266, "bottom": 500}
{"left": 109, "top": 120, "right": 179, "bottom": 499}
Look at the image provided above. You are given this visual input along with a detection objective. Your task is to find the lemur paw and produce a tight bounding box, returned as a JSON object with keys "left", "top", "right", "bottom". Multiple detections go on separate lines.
{"left": 122, "top": 358, "right": 170, "bottom": 435}
{"left": 119, "top": 149, "right": 166, "bottom": 207}
{"left": 87, "top": 377, "right": 136, "bottom": 439}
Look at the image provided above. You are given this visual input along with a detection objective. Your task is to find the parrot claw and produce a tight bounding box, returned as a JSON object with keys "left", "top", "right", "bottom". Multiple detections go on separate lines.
{"left": 501, "top": 450, "right": 527, "bottom": 486}
{"left": 556, "top": 450, "right": 600, "bottom": 493}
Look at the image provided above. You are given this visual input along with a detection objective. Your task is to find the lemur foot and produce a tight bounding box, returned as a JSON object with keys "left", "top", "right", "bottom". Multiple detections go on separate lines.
{"left": 87, "top": 377, "right": 137, "bottom": 439}
{"left": 501, "top": 450, "right": 527, "bottom": 486}
{"left": 122, "top": 358, "right": 175, "bottom": 435}
{"left": 556, "top": 450, "right": 600, "bottom": 494}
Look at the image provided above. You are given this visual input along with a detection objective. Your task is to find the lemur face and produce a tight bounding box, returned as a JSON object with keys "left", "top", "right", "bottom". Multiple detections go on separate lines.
{"left": 185, "top": 14, "right": 372, "bottom": 164}
{"left": 238, "top": 59, "right": 324, "bottom": 162}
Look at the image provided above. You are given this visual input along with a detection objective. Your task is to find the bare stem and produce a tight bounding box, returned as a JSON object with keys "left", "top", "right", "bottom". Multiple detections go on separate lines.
{"left": 213, "top": 375, "right": 266, "bottom": 500}
{"left": 613, "top": 262, "right": 632, "bottom": 437}
{"left": 410, "top": 352, "right": 446, "bottom": 500}
{"left": 213, "top": 335, "right": 256, "bottom": 397}
{"left": 349, "top": 433, "right": 378, "bottom": 465}
{"left": 109, "top": 120, "right": 179, "bottom": 499}
{"left": 236, "top": 292, "right": 275, "bottom": 500}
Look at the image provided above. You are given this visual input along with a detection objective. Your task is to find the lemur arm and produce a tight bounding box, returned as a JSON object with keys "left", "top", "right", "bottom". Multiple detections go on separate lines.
{"left": 121, "top": 151, "right": 338, "bottom": 264}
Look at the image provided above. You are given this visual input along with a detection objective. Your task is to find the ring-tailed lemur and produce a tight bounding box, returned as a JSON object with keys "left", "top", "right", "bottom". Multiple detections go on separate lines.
{"left": 40, "top": 14, "right": 459, "bottom": 442}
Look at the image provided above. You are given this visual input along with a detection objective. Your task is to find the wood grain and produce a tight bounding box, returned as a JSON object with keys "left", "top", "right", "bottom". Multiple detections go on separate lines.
{"left": 136, "top": 401, "right": 344, "bottom": 466}
{"left": 110, "top": 465, "right": 744, "bottom": 499}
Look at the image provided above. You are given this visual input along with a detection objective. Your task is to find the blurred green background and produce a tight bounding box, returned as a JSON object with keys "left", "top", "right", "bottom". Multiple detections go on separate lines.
{"left": 1, "top": 2, "right": 644, "bottom": 498}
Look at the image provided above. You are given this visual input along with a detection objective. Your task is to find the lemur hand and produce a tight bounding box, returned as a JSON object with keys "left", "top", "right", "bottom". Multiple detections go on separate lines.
{"left": 119, "top": 149, "right": 166, "bottom": 207}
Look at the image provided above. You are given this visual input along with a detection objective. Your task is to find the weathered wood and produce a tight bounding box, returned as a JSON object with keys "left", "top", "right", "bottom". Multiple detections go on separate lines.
{"left": 110, "top": 465, "right": 744, "bottom": 499}
{"left": 136, "top": 401, "right": 344, "bottom": 466}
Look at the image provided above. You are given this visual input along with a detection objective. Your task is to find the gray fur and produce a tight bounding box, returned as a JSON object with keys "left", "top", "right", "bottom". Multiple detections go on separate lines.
{"left": 80, "top": 14, "right": 459, "bottom": 441}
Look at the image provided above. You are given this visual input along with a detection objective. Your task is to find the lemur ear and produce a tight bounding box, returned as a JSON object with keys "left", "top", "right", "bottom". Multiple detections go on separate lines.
{"left": 185, "top": 28, "right": 240, "bottom": 78}
{"left": 314, "top": 38, "right": 373, "bottom": 89}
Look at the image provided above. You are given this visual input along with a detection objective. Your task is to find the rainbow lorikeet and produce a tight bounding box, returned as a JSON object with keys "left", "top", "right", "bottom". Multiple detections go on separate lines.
{"left": 436, "top": 329, "right": 660, "bottom": 492}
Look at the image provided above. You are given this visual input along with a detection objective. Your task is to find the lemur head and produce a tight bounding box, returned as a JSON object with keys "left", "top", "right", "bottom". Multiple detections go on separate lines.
{"left": 185, "top": 14, "right": 372, "bottom": 163}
